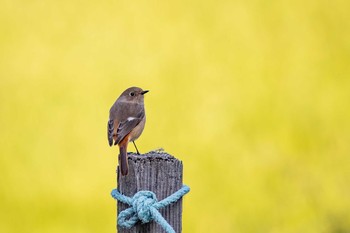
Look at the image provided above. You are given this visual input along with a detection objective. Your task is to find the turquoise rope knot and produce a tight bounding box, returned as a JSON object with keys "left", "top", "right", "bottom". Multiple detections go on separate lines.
{"left": 111, "top": 185, "right": 190, "bottom": 233}
{"left": 131, "top": 191, "right": 157, "bottom": 223}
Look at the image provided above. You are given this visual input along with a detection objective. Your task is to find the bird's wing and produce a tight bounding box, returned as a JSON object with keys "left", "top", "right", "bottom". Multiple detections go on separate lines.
{"left": 107, "top": 119, "right": 114, "bottom": 146}
{"left": 114, "top": 110, "right": 145, "bottom": 145}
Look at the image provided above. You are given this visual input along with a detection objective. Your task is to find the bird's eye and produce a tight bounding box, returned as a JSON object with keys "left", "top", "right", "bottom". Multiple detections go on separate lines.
{"left": 130, "top": 92, "right": 135, "bottom": 97}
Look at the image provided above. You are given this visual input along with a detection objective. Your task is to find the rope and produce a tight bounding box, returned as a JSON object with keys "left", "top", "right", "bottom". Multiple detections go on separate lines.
{"left": 111, "top": 185, "right": 190, "bottom": 233}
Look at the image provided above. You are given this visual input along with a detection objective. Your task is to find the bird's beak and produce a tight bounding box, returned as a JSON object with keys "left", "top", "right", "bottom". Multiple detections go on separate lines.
{"left": 141, "top": 90, "right": 149, "bottom": 95}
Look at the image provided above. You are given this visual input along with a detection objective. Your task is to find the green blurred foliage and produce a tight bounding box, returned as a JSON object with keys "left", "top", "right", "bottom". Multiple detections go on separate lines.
{"left": 1, "top": 0, "right": 350, "bottom": 232}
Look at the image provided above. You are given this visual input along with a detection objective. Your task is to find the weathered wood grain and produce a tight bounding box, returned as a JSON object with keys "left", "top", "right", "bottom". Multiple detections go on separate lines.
{"left": 117, "top": 151, "right": 183, "bottom": 233}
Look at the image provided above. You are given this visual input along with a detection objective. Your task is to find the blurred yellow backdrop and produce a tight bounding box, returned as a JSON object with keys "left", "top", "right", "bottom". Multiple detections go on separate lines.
{"left": 1, "top": 0, "right": 350, "bottom": 232}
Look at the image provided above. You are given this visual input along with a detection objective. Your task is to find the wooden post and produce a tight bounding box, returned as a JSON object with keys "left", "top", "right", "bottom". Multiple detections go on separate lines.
{"left": 117, "top": 151, "right": 184, "bottom": 233}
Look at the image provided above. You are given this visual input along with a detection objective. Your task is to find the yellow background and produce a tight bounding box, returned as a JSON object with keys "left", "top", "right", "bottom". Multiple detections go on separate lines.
{"left": 1, "top": 0, "right": 350, "bottom": 232}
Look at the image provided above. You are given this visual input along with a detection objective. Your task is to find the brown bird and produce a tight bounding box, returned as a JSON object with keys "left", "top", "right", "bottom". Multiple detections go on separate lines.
{"left": 108, "top": 87, "right": 148, "bottom": 176}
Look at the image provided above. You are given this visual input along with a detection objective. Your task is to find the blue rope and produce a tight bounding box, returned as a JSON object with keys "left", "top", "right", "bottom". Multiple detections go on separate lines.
{"left": 111, "top": 185, "right": 190, "bottom": 233}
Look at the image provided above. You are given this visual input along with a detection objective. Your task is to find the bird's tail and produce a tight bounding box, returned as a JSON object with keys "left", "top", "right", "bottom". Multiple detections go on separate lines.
{"left": 119, "top": 145, "right": 128, "bottom": 176}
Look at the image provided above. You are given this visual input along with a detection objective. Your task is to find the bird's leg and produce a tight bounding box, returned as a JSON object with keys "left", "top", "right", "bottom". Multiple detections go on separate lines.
{"left": 132, "top": 141, "right": 140, "bottom": 155}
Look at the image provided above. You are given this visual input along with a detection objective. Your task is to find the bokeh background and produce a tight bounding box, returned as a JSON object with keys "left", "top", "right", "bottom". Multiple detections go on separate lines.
{"left": 1, "top": 0, "right": 350, "bottom": 232}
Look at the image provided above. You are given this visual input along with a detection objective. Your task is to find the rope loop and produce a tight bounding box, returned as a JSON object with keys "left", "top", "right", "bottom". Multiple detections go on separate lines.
{"left": 111, "top": 185, "right": 190, "bottom": 233}
{"left": 132, "top": 191, "right": 158, "bottom": 223}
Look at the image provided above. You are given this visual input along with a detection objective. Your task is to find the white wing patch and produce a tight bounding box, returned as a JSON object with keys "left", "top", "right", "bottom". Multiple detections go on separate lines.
{"left": 127, "top": 117, "right": 136, "bottom": 121}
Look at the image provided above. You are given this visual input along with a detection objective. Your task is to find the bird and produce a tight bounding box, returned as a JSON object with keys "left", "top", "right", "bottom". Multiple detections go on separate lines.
{"left": 107, "top": 87, "right": 148, "bottom": 176}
